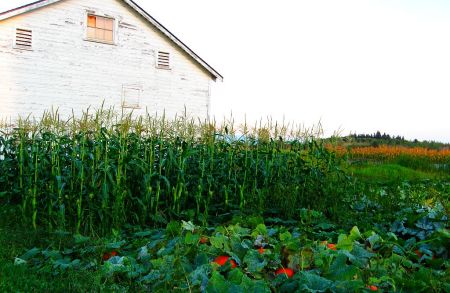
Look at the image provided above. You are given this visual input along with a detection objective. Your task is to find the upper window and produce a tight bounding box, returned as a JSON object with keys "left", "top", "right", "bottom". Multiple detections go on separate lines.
{"left": 15, "top": 28, "right": 32, "bottom": 50}
{"left": 87, "top": 14, "right": 114, "bottom": 43}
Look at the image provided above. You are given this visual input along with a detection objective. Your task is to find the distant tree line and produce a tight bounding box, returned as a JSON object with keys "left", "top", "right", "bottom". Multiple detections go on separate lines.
{"left": 350, "top": 131, "right": 405, "bottom": 141}
{"left": 335, "top": 131, "right": 450, "bottom": 150}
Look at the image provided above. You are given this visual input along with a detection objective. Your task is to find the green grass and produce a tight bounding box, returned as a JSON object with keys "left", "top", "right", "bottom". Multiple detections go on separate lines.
{"left": 349, "top": 163, "right": 441, "bottom": 183}
{"left": 0, "top": 207, "right": 115, "bottom": 292}
{"left": 0, "top": 262, "right": 109, "bottom": 293}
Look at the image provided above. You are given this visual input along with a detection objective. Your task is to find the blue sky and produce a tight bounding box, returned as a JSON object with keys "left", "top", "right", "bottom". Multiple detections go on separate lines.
{"left": 1, "top": 1, "right": 449, "bottom": 142}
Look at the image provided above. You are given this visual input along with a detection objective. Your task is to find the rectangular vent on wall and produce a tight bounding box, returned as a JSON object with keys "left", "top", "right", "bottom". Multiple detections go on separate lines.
{"left": 157, "top": 51, "right": 171, "bottom": 69}
{"left": 15, "top": 28, "right": 32, "bottom": 49}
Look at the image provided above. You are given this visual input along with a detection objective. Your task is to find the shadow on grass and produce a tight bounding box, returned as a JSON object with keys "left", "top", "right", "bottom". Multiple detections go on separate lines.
{"left": 0, "top": 206, "right": 117, "bottom": 292}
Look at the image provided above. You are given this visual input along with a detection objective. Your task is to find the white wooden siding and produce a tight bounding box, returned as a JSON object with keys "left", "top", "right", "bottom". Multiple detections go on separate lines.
{"left": 0, "top": 0, "right": 212, "bottom": 120}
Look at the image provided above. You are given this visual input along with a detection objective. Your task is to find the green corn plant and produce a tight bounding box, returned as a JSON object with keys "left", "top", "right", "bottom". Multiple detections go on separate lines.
{"left": 31, "top": 130, "right": 39, "bottom": 230}
{"left": 0, "top": 106, "right": 360, "bottom": 235}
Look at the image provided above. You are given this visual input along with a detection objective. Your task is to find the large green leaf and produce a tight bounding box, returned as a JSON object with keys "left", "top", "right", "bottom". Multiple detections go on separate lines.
{"left": 243, "top": 249, "right": 268, "bottom": 273}
{"left": 366, "top": 233, "right": 382, "bottom": 247}
{"left": 348, "top": 226, "right": 362, "bottom": 242}
{"left": 227, "top": 268, "right": 245, "bottom": 285}
{"left": 133, "top": 230, "right": 154, "bottom": 238}
{"left": 251, "top": 281, "right": 271, "bottom": 293}
{"left": 73, "top": 234, "right": 90, "bottom": 244}
{"left": 333, "top": 280, "right": 365, "bottom": 293}
{"left": 351, "top": 245, "right": 375, "bottom": 259}
{"left": 251, "top": 224, "right": 268, "bottom": 238}
{"left": 189, "top": 264, "right": 210, "bottom": 288}
{"left": 227, "top": 269, "right": 270, "bottom": 292}
{"left": 182, "top": 220, "right": 197, "bottom": 232}
{"left": 185, "top": 231, "right": 200, "bottom": 245}
{"left": 106, "top": 240, "right": 126, "bottom": 249}
{"left": 20, "top": 247, "right": 41, "bottom": 260}
{"left": 298, "top": 271, "right": 333, "bottom": 292}
{"left": 14, "top": 257, "right": 27, "bottom": 266}
{"left": 194, "top": 253, "right": 210, "bottom": 267}
{"left": 326, "top": 254, "right": 359, "bottom": 281}
{"left": 228, "top": 224, "right": 251, "bottom": 238}
{"left": 102, "top": 256, "right": 127, "bottom": 276}
{"left": 210, "top": 234, "right": 229, "bottom": 251}
{"left": 139, "top": 270, "right": 162, "bottom": 284}
{"left": 336, "top": 234, "right": 353, "bottom": 251}
{"left": 279, "top": 231, "right": 292, "bottom": 242}
{"left": 206, "top": 271, "right": 229, "bottom": 293}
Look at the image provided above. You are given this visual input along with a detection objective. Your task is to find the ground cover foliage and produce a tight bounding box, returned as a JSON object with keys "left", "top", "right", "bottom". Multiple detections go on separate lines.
{"left": 0, "top": 110, "right": 449, "bottom": 292}
{"left": 2, "top": 191, "right": 449, "bottom": 292}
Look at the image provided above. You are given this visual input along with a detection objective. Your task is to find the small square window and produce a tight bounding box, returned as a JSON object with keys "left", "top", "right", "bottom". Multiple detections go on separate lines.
{"left": 122, "top": 84, "right": 142, "bottom": 109}
{"left": 86, "top": 14, "right": 114, "bottom": 44}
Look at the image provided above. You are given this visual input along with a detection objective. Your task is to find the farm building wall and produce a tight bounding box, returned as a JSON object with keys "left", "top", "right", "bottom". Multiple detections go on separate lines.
{"left": 0, "top": 0, "right": 212, "bottom": 121}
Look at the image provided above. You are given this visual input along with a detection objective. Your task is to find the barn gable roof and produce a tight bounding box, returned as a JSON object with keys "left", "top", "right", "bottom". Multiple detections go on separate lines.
{"left": 0, "top": 0, "right": 223, "bottom": 81}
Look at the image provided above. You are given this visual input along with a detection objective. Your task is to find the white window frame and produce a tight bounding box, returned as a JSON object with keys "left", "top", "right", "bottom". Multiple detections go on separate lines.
{"left": 13, "top": 27, "right": 33, "bottom": 51}
{"left": 122, "top": 83, "right": 143, "bottom": 109}
{"left": 83, "top": 10, "right": 117, "bottom": 45}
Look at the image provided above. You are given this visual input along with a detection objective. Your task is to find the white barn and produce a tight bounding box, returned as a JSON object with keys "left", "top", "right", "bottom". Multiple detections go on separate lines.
{"left": 0, "top": 0, "right": 222, "bottom": 120}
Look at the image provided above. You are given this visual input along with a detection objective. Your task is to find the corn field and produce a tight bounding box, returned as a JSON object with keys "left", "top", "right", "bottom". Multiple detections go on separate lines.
{"left": 0, "top": 109, "right": 348, "bottom": 235}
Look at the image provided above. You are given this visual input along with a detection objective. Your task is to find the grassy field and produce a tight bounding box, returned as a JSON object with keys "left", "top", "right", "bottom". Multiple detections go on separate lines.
{"left": 0, "top": 111, "right": 448, "bottom": 292}
{"left": 349, "top": 163, "right": 445, "bottom": 183}
{"left": 0, "top": 207, "right": 109, "bottom": 292}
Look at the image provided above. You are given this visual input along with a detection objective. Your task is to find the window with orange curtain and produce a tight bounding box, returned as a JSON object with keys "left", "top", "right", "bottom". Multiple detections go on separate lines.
{"left": 87, "top": 14, "right": 114, "bottom": 43}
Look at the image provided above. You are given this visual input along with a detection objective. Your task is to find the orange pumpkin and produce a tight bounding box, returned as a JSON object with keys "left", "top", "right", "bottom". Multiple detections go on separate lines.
{"left": 275, "top": 268, "right": 294, "bottom": 278}
{"left": 214, "top": 256, "right": 237, "bottom": 268}
{"left": 327, "top": 243, "right": 337, "bottom": 251}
